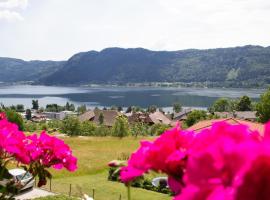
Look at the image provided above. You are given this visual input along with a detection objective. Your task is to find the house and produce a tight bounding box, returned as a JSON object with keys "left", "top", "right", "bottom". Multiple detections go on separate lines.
{"left": 127, "top": 111, "right": 172, "bottom": 126}
{"left": 214, "top": 111, "right": 257, "bottom": 122}
{"left": 173, "top": 108, "right": 193, "bottom": 121}
{"left": 78, "top": 110, "right": 95, "bottom": 122}
{"left": 234, "top": 111, "right": 257, "bottom": 122}
{"left": 43, "top": 111, "right": 77, "bottom": 120}
{"left": 187, "top": 118, "right": 264, "bottom": 136}
{"left": 78, "top": 109, "right": 121, "bottom": 127}
{"left": 214, "top": 112, "right": 234, "bottom": 118}
{"left": 31, "top": 114, "right": 46, "bottom": 122}
{"left": 149, "top": 111, "right": 172, "bottom": 125}
{"left": 127, "top": 112, "right": 152, "bottom": 124}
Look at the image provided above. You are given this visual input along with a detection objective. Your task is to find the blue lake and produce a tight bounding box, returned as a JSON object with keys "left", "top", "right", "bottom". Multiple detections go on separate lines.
{"left": 0, "top": 85, "right": 264, "bottom": 111}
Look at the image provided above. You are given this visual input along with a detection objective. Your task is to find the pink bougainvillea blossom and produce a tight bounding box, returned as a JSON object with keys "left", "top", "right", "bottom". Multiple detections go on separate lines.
{"left": 0, "top": 112, "right": 77, "bottom": 172}
{"left": 26, "top": 131, "right": 77, "bottom": 171}
{"left": 122, "top": 120, "right": 270, "bottom": 200}
{"left": 120, "top": 141, "right": 152, "bottom": 183}
{"left": 0, "top": 116, "right": 30, "bottom": 164}
{"left": 120, "top": 125, "right": 194, "bottom": 187}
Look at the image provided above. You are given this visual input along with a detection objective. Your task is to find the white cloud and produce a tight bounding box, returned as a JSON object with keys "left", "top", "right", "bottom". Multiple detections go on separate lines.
{"left": 0, "top": 0, "right": 28, "bottom": 9}
{"left": 0, "top": 0, "right": 269, "bottom": 60}
{"left": 0, "top": 9, "right": 23, "bottom": 21}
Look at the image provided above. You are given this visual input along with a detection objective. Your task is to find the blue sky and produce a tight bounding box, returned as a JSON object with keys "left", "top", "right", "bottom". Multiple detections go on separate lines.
{"left": 0, "top": 0, "right": 270, "bottom": 60}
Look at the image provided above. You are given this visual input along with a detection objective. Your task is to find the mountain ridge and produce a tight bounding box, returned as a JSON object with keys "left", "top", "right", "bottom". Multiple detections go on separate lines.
{"left": 1, "top": 45, "right": 270, "bottom": 87}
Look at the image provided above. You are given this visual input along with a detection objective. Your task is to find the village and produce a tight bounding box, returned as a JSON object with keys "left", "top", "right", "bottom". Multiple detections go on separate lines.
{"left": 9, "top": 95, "right": 262, "bottom": 138}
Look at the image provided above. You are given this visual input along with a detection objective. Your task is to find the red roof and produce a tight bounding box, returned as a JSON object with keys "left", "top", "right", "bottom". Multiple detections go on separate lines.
{"left": 187, "top": 118, "right": 264, "bottom": 136}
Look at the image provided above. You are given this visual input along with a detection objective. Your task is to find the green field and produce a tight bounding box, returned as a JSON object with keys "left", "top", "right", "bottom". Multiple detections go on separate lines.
{"left": 39, "top": 136, "right": 171, "bottom": 200}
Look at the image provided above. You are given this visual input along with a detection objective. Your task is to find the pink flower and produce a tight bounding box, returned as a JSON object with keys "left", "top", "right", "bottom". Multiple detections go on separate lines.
{"left": 177, "top": 122, "right": 264, "bottom": 200}
{"left": 26, "top": 131, "right": 77, "bottom": 171}
{"left": 0, "top": 116, "right": 30, "bottom": 164}
{"left": 120, "top": 141, "right": 152, "bottom": 183}
{"left": 235, "top": 155, "right": 270, "bottom": 200}
{"left": 145, "top": 126, "right": 193, "bottom": 177}
{"left": 120, "top": 125, "right": 194, "bottom": 186}
{"left": 0, "top": 112, "right": 6, "bottom": 120}
{"left": 121, "top": 120, "right": 270, "bottom": 200}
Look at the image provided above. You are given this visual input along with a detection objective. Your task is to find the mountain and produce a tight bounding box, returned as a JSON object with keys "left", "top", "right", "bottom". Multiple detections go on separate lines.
{"left": 0, "top": 57, "right": 64, "bottom": 83}
{"left": 1, "top": 45, "right": 270, "bottom": 87}
{"left": 39, "top": 45, "right": 270, "bottom": 87}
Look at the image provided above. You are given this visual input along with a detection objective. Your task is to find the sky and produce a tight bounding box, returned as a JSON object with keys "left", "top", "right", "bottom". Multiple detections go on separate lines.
{"left": 0, "top": 0, "right": 270, "bottom": 61}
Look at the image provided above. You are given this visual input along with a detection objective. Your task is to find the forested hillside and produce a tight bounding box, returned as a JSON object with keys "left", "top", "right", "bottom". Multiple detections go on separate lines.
{"left": 1, "top": 45, "right": 270, "bottom": 87}
{"left": 40, "top": 45, "right": 270, "bottom": 87}
{"left": 0, "top": 57, "right": 64, "bottom": 83}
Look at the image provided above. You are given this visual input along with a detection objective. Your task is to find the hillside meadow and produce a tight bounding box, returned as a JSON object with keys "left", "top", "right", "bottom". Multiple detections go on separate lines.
{"left": 38, "top": 136, "right": 171, "bottom": 200}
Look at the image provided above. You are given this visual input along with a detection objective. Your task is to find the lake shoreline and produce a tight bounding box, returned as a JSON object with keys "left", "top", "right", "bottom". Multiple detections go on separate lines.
{"left": 0, "top": 85, "right": 264, "bottom": 110}
{"left": 0, "top": 82, "right": 268, "bottom": 90}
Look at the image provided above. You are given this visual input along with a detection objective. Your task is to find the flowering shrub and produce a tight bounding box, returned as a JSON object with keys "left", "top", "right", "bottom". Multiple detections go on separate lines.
{"left": 121, "top": 121, "right": 270, "bottom": 200}
{"left": 0, "top": 113, "right": 77, "bottom": 198}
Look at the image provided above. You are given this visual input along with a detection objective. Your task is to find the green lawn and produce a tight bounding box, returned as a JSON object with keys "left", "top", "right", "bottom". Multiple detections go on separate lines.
{"left": 39, "top": 136, "right": 171, "bottom": 200}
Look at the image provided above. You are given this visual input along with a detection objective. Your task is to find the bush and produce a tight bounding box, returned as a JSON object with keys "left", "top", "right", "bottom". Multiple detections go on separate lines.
{"left": 130, "top": 122, "right": 150, "bottom": 137}
{"left": 256, "top": 88, "right": 270, "bottom": 123}
{"left": 24, "top": 121, "right": 38, "bottom": 132}
{"left": 61, "top": 116, "right": 81, "bottom": 136}
{"left": 40, "top": 123, "right": 48, "bottom": 131}
{"left": 94, "top": 125, "right": 112, "bottom": 136}
{"left": 5, "top": 109, "right": 24, "bottom": 130}
{"left": 112, "top": 116, "right": 130, "bottom": 138}
{"left": 185, "top": 110, "right": 207, "bottom": 127}
{"left": 150, "top": 124, "right": 170, "bottom": 136}
{"left": 48, "top": 120, "right": 62, "bottom": 129}
{"left": 80, "top": 121, "right": 97, "bottom": 136}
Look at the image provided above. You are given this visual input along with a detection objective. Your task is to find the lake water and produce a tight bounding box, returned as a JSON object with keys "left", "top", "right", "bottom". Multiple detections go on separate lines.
{"left": 0, "top": 85, "right": 265, "bottom": 111}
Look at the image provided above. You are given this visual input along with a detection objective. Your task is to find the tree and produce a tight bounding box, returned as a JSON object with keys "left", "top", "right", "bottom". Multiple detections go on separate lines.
{"left": 130, "top": 122, "right": 149, "bottom": 137}
{"left": 69, "top": 103, "right": 75, "bottom": 111}
{"left": 159, "top": 107, "right": 164, "bottom": 113}
{"left": 147, "top": 105, "right": 157, "bottom": 113}
{"left": 185, "top": 110, "right": 207, "bottom": 127}
{"left": 173, "top": 102, "right": 182, "bottom": 113}
{"left": 61, "top": 116, "right": 81, "bottom": 136}
{"left": 117, "top": 106, "right": 123, "bottom": 112}
{"left": 256, "top": 89, "right": 270, "bottom": 123}
{"left": 65, "top": 102, "right": 75, "bottom": 111}
{"left": 112, "top": 116, "right": 130, "bottom": 138}
{"left": 126, "top": 106, "right": 132, "bottom": 113}
{"left": 65, "top": 102, "right": 70, "bottom": 110}
{"left": 77, "top": 104, "right": 87, "bottom": 114}
{"left": 150, "top": 124, "right": 170, "bottom": 136}
{"left": 132, "top": 106, "right": 144, "bottom": 113}
{"left": 32, "top": 100, "right": 39, "bottom": 110}
{"left": 209, "top": 98, "right": 231, "bottom": 112}
{"left": 46, "top": 104, "right": 65, "bottom": 112}
{"left": 16, "top": 104, "right": 25, "bottom": 112}
{"left": 98, "top": 113, "right": 104, "bottom": 125}
{"left": 111, "top": 105, "right": 118, "bottom": 110}
{"left": 237, "top": 95, "right": 252, "bottom": 111}
{"left": 5, "top": 109, "right": 25, "bottom": 130}
{"left": 25, "top": 109, "right": 32, "bottom": 120}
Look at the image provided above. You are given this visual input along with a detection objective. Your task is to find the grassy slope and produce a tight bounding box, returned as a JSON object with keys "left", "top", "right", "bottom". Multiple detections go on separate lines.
{"left": 41, "top": 136, "right": 171, "bottom": 200}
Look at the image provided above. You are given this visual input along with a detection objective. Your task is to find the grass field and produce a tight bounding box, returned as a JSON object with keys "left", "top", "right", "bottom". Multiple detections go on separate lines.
{"left": 40, "top": 136, "right": 171, "bottom": 200}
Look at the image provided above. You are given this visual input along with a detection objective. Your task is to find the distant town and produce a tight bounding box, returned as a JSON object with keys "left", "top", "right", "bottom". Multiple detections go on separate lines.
{"left": 1, "top": 88, "right": 267, "bottom": 138}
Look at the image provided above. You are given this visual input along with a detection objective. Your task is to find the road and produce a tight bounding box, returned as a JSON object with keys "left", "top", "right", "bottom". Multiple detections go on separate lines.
{"left": 15, "top": 188, "right": 55, "bottom": 200}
